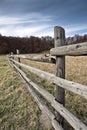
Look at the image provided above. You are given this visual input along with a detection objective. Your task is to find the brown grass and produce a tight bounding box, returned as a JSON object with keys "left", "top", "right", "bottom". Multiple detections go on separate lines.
{"left": 21, "top": 56, "right": 87, "bottom": 125}
{"left": 0, "top": 56, "right": 50, "bottom": 130}
{"left": 0, "top": 55, "right": 87, "bottom": 130}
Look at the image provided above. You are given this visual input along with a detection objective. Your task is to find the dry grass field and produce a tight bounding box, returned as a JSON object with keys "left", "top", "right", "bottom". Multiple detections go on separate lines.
{"left": 0, "top": 55, "right": 87, "bottom": 130}
{"left": 0, "top": 56, "right": 49, "bottom": 130}
{"left": 21, "top": 56, "right": 87, "bottom": 125}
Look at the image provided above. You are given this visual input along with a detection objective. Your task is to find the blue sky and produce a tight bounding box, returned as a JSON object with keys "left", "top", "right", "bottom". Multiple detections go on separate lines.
{"left": 0, "top": 0, "right": 87, "bottom": 37}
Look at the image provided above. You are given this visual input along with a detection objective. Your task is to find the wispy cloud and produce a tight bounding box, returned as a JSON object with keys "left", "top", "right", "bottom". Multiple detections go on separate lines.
{"left": 0, "top": 0, "right": 87, "bottom": 37}
{"left": 65, "top": 24, "right": 87, "bottom": 36}
{"left": 15, "top": 25, "right": 51, "bottom": 37}
{"left": 1, "top": 22, "right": 87, "bottom": 37}
{"left": 0, "top": 13, "right": 52, "bottom": 25}
{"left": 0, "top": 24, "right": 52, "bottom": 37}
{"left": 0, "top": 13, "right": 53, "bottom": 37}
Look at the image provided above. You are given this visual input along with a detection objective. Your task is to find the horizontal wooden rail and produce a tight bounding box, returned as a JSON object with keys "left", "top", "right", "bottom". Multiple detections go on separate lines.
{"left": 10, "top": 60, "right": 64, "bottom": 130}
{"left": 10, "top": 60, "right": 87, "bottom": 130}
{"left": 10, "top": 59, "right": 87, "bottom": 100}
{"left": 20, "top": 74, "right": 64, "bottom": 130}
{"left": 13, "top": 54, "right": 56, "bottom": 64}
{"left": 50, "top": 42, "right": 87, "bottom": 56}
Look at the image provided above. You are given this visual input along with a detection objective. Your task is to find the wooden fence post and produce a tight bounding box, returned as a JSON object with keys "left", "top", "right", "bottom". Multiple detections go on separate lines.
{"left": 54, "top": 26, "right": 65, "bottom": 125}
{"left": 11, "top": 52, "right": 14, "bottom": 58}
{"left": 10, "top": 52, "right": 14, "bottom": 62}
{"left": 16, "top": 50, "right": 21, "bottom": 69}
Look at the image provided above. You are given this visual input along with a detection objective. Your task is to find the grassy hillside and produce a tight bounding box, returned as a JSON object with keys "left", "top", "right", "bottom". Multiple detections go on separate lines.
{"left": 0, "top": 55, "right": 87, "bottom": 130}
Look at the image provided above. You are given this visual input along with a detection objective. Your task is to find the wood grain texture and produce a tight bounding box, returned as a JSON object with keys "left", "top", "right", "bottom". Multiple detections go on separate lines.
{"left": 13, "top": 54, "right": 56, "bottom": 64}
{"left": 50, "top": 42, "right": 87, "bottom": 56}
{"left": 54, "top": 26, "right": 65, "bottom": 124}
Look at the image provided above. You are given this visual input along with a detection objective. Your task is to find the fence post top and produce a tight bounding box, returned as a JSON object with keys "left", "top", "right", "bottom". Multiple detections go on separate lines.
{"left": 54, "top": 26, "right": 65, "bottom": 31}
{"left": 16, "top": 49, "right": 20, "bottom": 54}
{"left": 54, "top": 26, "right": 65, "bottom": 47}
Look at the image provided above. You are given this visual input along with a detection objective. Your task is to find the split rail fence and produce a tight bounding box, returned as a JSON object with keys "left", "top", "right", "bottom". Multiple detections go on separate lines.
{"left": 8, "top": 26, "right": 87, "bottom": 130}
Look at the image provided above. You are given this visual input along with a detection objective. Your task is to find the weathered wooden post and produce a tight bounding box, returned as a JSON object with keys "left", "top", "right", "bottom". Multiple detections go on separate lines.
{"left": 11, "top": 52, "right": 14, "bottom": 58}
{"left": 16, "top": 50, "right": 21, "bottom": 69}
{"left": 54, "top": 26, "right": 65, "bottom": 126}
{"left": 10, "top": 52, "right": 14, "bottom": 62}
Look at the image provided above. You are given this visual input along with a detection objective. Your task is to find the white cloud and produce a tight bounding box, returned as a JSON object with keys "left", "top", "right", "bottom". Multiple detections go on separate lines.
{"left": 0, "top": 24, "right": 52, "bottom": 37}
{"left": 65, "top": 24, "right": 87, "bottom": 36}
{"left": 0, "top": 13, "right": 53, "bottom": 37}
{"left": 0, "top": 14, "right": 87, "bottom": 37}
{"left": 0, "top": 13, "right": 52, "bottom": 25}
{"left": 15, "top": 25, "right": 52, "bottom": 37}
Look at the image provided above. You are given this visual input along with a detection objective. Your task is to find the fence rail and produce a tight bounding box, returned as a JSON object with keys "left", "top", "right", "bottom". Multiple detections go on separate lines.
{"left": 10, "top": 59, "right": 87, "bottom": 100}
{"left": 8, "top": 26, "right": 87, "bottom": 130}
{"left": 50, "top": 42, "right": 87, "bottom": 56}
{"left": 12, "top": 54, "right": 56, "bottom": 64}
{"left": 10, "top": 62, "right": 63, "bottom": 130}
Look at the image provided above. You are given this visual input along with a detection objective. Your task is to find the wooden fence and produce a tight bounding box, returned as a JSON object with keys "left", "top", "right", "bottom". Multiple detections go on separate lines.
{"left": 8, "top": 26, "right": 87, "bottom": 130}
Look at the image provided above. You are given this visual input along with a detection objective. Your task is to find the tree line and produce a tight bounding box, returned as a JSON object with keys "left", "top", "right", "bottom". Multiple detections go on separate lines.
{"left": 66, "top": 34, "right": 87, "bottom": 45}
{"left": 0, "top": 35, "right": 53, "bottom": 54}
{"left": 0, "top": 34, "right": 87, "bottom": 54}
